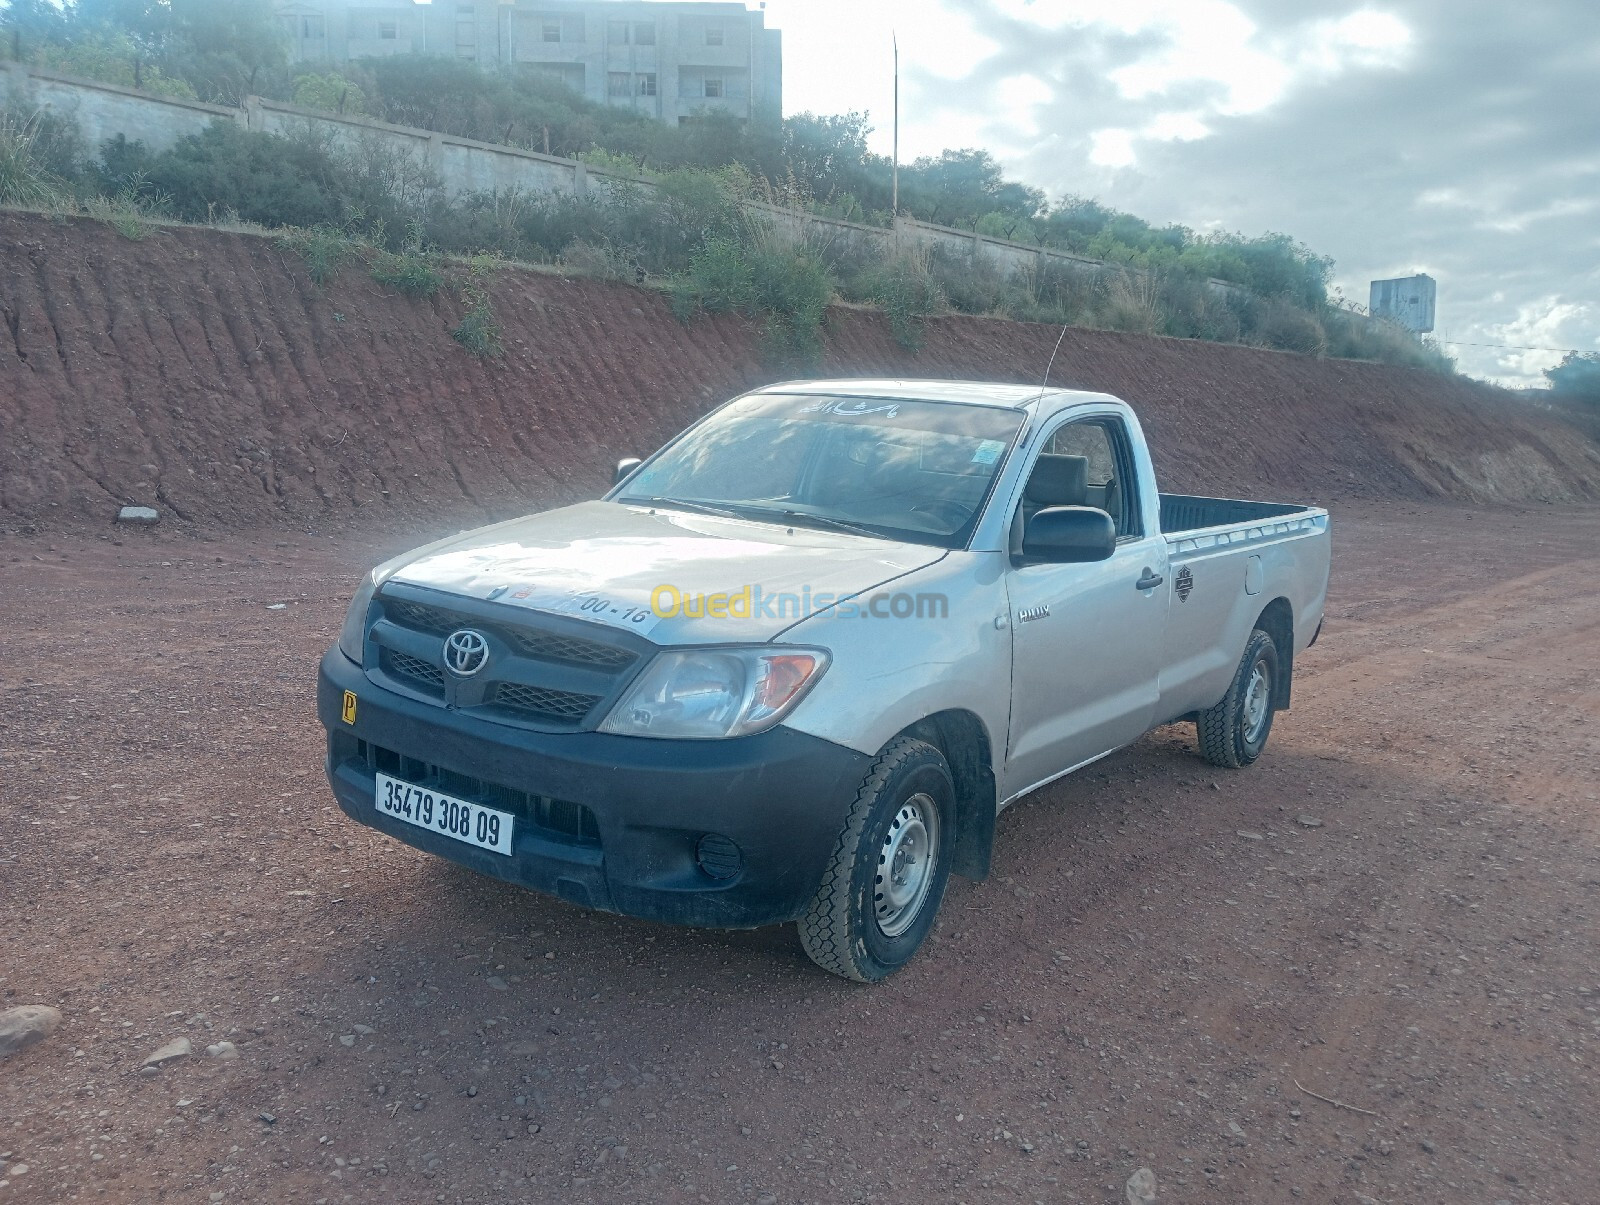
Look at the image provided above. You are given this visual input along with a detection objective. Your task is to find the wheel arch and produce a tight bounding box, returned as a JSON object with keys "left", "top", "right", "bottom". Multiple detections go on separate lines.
{"left": 901, "top": 709, "right": 997, "bottom": 882}
{"left": 1254, "top": 596, "right": 1295, "bottom": 710}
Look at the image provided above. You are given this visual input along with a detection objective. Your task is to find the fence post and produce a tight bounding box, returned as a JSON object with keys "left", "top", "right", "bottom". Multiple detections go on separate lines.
{"left": 572, "top": 160, "right": 588, "bottom": 198}
{"left": 240, "top": 95, "right": 263, "bottom": 132}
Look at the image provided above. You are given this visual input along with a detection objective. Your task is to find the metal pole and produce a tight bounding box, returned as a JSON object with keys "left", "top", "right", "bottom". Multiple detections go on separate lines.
{"left": 891, "top": 33, "right": 899, "bottom": 217}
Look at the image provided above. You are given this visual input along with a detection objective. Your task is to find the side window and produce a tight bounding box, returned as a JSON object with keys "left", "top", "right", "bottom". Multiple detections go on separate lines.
{"left": 1041, "top": 418, "right": 1143, "bottom": 538}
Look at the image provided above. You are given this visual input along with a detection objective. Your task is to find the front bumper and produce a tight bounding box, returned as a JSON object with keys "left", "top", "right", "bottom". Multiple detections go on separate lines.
{"left": 317, "top": 647, "right": 871, "bottom": 928}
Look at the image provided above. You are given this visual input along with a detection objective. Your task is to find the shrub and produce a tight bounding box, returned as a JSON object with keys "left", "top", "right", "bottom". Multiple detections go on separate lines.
{"left": 1098, "top": 272, "right": 1164, "bottom": 336}
{"left": 370, "top": 247, "right": 442, "bottom": 297}
{"left": 854, "top": 243, "right": 943, "bottom": 351}
{"left": 1544, "top": 351, "right": 1600, "bottom": 400}
{"left": 278, "top": 223, "right": 359, "bottom": 285}
{"left": 1248, "top": 296, "right": 1328, "bottom": 356}
{"left": 671, "top": 226, "right": 832, "bottom": 368}
{"left": 451, "top": 253, "right": 503, "bottom": 357}
{"left": 85, "top": 173, "right": 167, "bottom": 240}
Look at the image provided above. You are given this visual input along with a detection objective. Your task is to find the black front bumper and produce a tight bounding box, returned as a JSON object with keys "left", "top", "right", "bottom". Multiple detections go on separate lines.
{"left": 317, "top": 647, "right": 871, "bottom": 928}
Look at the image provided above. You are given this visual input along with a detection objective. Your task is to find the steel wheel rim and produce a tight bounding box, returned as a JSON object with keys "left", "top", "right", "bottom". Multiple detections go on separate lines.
{"left": 1242, "top": 660, "right": 1271, "bottom": 744}
{"left": 875, "top": 793, "right": 940, "bottom": 938}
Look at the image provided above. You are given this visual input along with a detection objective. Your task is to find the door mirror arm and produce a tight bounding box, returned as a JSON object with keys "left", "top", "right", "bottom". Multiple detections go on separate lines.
{"left": 614, "top": 457, "right": 643, "bottom": 486}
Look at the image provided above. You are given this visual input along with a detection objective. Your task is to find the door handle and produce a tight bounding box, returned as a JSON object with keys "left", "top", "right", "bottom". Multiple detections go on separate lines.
{"left": 1135, "top": 569, "right": 1164, "bottom": 590}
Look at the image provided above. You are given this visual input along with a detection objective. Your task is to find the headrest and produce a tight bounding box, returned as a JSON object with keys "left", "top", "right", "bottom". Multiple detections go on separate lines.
{"left": 1025, "top": 454, "right": 1089, "bottom": 506}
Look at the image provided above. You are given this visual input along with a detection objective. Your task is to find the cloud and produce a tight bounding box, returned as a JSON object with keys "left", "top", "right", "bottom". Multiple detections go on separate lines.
{"left": 823, "top": 0, "right": 1600, "bottom": 386}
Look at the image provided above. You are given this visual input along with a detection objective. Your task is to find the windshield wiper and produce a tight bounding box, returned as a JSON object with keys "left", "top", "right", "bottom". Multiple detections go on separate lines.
{"left": 627, "top": 496, "right": 748, "bottom": 520}
{"left": 750, "top": 508, "right": 885, "bottom": 540}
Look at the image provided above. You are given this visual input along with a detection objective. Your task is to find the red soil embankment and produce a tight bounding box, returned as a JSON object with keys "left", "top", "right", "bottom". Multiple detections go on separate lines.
{"left": 3, "top": 211, "right": 1598, "bottom": 535}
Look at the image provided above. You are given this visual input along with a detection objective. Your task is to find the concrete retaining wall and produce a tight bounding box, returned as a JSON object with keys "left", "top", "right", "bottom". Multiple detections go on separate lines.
{"left": 0, "top": 63, "right": 1207, "bottom": 291}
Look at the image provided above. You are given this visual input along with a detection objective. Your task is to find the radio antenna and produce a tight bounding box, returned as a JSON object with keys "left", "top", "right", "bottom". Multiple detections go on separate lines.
{"left": 1036, "top": 322, "right": 1070, "bottom": 398}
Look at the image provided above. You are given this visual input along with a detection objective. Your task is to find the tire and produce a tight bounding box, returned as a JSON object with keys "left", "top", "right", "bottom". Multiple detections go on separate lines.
{"left": 797, "top": 737, "right": 955, "bottom": 983}
{"left": 1197, "top": 629, "right": 1279, "bottom": 768}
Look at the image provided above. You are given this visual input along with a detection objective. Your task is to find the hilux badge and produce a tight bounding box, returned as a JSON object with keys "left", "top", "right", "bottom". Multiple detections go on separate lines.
{"left": 443, "top": 629, "right": 490, "bottom": 677}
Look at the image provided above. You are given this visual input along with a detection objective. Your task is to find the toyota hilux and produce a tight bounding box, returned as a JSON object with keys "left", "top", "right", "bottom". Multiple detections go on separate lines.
{"left": 318, "top": 379, "right": 1331, "bottom": 981}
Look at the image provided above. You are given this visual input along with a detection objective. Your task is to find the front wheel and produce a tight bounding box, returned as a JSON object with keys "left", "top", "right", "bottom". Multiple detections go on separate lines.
{"left": 1197, "top": 629, "right": 1279, "bottom": 768}
{"left": 798, "top": 737, "right": 955, "bottom": 982}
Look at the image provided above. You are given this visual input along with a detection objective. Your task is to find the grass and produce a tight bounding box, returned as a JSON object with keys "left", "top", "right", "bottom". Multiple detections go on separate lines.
{"left": 0, "top": 115, "right": 69, "bottom": 210}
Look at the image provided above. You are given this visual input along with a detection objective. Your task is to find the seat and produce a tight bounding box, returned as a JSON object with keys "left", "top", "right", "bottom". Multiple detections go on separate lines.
{"left": 1012, "top": 454, "right": 1091, "bottom": 557}
{"left": 1024, "top": 454, "right": 1089, "bottom": 513}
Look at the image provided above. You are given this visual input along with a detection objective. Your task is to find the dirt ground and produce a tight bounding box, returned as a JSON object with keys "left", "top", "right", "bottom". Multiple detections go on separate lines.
{"left": 2, "top": 499, "right": 1598, "bottom": 1205}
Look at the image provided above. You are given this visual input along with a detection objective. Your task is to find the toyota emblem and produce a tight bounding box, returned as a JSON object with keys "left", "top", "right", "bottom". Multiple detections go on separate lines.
{"left": 443, "top": 629, "right": 490, "bottom": 677}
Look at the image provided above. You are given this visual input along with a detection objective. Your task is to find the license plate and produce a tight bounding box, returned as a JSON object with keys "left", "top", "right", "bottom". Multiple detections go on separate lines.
{"left": 375, "top": 773, "right": 514, "bottom": 856}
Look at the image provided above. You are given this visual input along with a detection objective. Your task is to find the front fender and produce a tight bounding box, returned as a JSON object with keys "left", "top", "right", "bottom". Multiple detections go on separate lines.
{"left": 778, "top": 552, "right": 1011, "bottom": 776}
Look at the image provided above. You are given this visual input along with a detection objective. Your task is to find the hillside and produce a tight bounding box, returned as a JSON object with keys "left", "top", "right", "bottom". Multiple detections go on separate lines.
{"left": 3, "top": 211, "right": 1597, "bottom": 536}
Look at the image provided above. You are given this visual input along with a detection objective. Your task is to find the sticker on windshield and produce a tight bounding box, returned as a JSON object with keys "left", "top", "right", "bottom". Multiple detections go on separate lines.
{"left": 971, "top": 439, "right": 1006, "bottom": 466}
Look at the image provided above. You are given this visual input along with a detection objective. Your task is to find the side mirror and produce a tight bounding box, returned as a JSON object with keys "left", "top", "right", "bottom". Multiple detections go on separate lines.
{"left": 614, "top": 457, "right": 643, "bottom": 486}
{"left": 1021, "top": 506, "right": 1116, "bottom": 564}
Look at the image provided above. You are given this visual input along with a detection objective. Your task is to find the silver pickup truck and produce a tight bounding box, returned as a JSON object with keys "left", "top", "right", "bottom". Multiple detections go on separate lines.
{"left": 319, "top": 380, "right": 1330, "bottom": 981}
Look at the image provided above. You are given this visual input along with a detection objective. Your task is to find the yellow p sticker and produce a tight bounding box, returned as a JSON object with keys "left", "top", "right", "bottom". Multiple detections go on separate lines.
{"left": 341, "top": 690, "right": 358, "bottom": 725}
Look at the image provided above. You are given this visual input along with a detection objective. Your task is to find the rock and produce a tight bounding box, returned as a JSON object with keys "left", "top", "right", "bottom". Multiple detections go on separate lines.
{"left": 259, "top": 1113, "right": 276, "bottom": 1125}
{"left": 1126, "top": 1166, "right": 1158, "bottom": 1204}
{"left": 1237, "top": 830, "right": 1265, "bottom": 840}
{"left": 0, "top": 1006, "right": 62, "bottom": 1058}
{"left": 117, "top": 505, "right": 160, "bottom": 525}
{"left": 1420, "top": 1138, "right": 1437, "bottom": 1154}
{"left": 1297, "top": 815, "right": 1324, "bottom": 828}
{"left": 1227, "top": 1121, "right": 1247, "bottom": 1145}
{"left": 338, "top": 1034, "right": 356, "bottom": 1047}
{"left": 486, "top": 976, "right": 508, "bottom": 991}
{"left": 142, "top": 1037, "right": 192, "bottom": 1068}
{"left": 205, "top": 1041, "right": 239, "bottom": 1061}
{"left": 352, "top": 1024, "right": 375, "bottom": 1036}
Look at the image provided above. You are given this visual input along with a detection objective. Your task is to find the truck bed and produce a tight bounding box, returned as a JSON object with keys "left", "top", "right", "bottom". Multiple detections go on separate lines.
{"left": 1159, "top": 494, "right": 1316, "bottom": 535}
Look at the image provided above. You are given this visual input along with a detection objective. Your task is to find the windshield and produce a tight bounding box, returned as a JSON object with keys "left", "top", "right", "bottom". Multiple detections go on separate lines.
{"left": 613, "top": 393, "right": 1026, "bottom": 548}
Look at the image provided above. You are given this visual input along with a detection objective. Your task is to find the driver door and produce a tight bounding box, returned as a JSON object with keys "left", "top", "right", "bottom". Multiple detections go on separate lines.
{"left": 1003, "top": 416, "right": 1169, "bottom": 796}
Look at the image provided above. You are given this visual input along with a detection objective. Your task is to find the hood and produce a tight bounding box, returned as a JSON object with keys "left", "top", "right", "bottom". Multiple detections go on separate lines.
{"left": 386, "top": 500, "right": 946, "bottom": 644}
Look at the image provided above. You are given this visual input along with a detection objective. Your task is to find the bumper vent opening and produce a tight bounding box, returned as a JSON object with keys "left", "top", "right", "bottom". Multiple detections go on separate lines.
{"left": 352, "top": 739, "right": 601, "bottom": 846}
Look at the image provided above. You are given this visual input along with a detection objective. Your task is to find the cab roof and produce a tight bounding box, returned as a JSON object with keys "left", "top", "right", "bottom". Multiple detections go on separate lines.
{"left": 752, "top": 378, "right": 1118, "bottom": 412}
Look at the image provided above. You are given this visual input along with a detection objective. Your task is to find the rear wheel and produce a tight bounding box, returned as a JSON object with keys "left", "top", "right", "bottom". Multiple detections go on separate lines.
{"left": 1198, "top": 629, "right": 1279, "bottom": 768}
{"left": 798, "top": 737, "right": 954, "bottom": 982}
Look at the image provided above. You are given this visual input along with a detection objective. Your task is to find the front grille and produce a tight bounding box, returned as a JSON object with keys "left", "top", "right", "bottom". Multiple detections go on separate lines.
{"left": 355, "top": 740, "right": 601, "bottom": 846}
{"left": 384, "top": 648, "right": 445, "bottom": 691}
{"left": 501, "top": 627, "right": 637, "bottom": 670}
{"left": 491, "top": 682, "right": 601, "bottom": 724}
{"left": 382, "top": 596, "right": 636, "bottom": 670}
{"left": 383, "top": 598, "right": 457, "bottom": 633}
{"left": 369, "top": 587, "right": 645, "bottom": 731}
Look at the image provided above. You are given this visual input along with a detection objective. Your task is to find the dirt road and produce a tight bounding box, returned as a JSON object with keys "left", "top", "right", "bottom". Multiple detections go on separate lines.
{"left": 2, "top": 501, "right": 1597, "bottom": 1204}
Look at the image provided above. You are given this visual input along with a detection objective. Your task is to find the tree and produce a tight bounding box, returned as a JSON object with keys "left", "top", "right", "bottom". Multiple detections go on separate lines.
{"left": 292, "top": 71, "right": 367, "bottom": 116}
{"left": 902, "top": 148, "right": 1044, "bottom": 229}
{"left": 1545, "top": 352, "right": 1600, "bottom": 401}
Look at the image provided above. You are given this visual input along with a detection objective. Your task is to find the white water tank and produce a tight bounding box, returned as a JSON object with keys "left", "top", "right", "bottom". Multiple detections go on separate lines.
{"left": 1369, "top": 274, "right": 1436, "bottom": 333}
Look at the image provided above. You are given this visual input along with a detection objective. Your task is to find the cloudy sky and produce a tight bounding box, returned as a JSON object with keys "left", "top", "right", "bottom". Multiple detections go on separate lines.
{"left": 763, "top": 0, "right": 1600, "bottom": 386}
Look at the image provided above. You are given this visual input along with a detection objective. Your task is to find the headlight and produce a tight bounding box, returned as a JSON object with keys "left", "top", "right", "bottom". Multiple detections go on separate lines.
{"left": 337, "top": 572, "right": 380, "bottom": 664}
{"left": 599, "top": 647, "right": 829, "bottom": 739}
